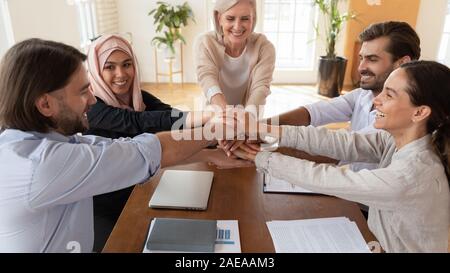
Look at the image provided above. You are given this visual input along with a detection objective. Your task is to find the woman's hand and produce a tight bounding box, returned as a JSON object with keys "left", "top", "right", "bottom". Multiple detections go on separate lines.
{"left": 219, "top": 139, "right": 260, "bottom": 157}
{"left": 206, "top": 149, "right": 254, "bottom": 169}
{"left": 202, "top": 104, "right": 282, "bottom": 146}
{"left": 202, "top": 110, "right": 241, "bottom": 141}
{"left": 185, "top": 110, "right": 215, "bottom": 128}
{"left": 231, "top": 147, "right": 257, "bottom": 162}
{"left": 210, "top": 93, "right": 227, "bottom": 110}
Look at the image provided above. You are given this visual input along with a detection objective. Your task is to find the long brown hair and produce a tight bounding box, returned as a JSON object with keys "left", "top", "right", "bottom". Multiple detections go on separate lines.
{"left": 0, "top": 38, "right": 86, "bottom": 132}
{"left": 401, "top": 61, "right": 450, "bottom": 181}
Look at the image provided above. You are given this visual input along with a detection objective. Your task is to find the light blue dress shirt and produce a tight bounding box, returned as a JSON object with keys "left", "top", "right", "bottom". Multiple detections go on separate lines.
{"left": 0, "top": 129, "right": 161, "bottom": 253}
{"left": 304, "top": 88, "right": 378, "bottom": 171}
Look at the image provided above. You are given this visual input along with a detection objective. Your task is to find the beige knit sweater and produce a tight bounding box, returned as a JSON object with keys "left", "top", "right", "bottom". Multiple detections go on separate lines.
{"left": 195, "top": 31, "right": 276, "bottom": 114}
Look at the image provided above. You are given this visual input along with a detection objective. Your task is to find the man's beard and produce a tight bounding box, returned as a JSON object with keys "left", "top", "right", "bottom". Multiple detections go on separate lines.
{"left": 54, "top": 100, "right": 88, "bottom": 135}
{"left": 360, "top": 69, "right": 392, "bottom": 94}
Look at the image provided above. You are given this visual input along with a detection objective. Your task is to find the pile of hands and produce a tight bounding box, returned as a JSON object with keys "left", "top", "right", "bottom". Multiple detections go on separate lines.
{"left": 202, "top": 106, "right": 277, "bottom": 169}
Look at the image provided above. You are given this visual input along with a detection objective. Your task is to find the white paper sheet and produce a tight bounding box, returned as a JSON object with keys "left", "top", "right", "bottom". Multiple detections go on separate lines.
{"left": 266, "top": 217, "right": 371, "bottom": 253}
{"left": 263, "top": 174, "right": 313, "bottom": 194}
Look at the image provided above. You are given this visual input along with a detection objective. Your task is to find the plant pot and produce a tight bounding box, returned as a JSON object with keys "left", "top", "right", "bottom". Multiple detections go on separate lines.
{"left": 157, "top": 43, "right": 176, "bottom": 61}
{"left": 317, "top": 56, "right": 347, "bottom": 98}
{"left": 163, "top": 47, "right": 176, "bottom": 61}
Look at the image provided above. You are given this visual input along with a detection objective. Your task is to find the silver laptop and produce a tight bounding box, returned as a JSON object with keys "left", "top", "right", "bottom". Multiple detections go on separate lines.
{"left": 149, "top": 170, "right": 214, "bottom": 210}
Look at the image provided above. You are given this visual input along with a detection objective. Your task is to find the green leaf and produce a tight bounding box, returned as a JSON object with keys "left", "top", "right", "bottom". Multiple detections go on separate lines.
{"left": 178, "top": 35, "right": 186, "bottom": 44}
{"left": 149, "top": 0, "right": 196, "bottom": 47}
{"left": 173, "top": 16, "right": 180, "bottom": 27}
{"left": 314, "top": 0, "right": 356, "bottom": 59}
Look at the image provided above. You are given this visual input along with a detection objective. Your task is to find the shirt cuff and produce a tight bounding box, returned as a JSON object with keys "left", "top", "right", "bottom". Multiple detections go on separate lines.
{"left": 255, "top": 151, "right": 273, "bottom": 174}
{"left": 303, "top": 104, "right": 317, "bottom": 126}
{"left": 206, "top": 86, "right": 223, "bottom": 103}
{"left": 170, "top": 109, "right": 188, "bottom": 129}
{"left": 244, "top": 105, "right": 258, "bottom": 118}
{"left": 279, "top": 125, "right": 294, "bottom": 147}
{"left": 133, "top": 133, "right": 162, "bottom": 178}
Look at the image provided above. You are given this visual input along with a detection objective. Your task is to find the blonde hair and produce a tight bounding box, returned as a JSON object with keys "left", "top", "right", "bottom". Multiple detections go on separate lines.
{"left": 213, "top": 0, "right": 257, "bottom": 35}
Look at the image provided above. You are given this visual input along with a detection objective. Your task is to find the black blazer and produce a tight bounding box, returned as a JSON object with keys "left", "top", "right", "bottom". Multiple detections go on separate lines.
{"left": 86, "top": 91, "right": 186, "bottom": 139}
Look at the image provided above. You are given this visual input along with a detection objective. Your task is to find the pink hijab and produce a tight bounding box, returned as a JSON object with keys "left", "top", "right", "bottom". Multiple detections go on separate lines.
{"left": 87, "top": 34, "right": 145, "bottom": 112}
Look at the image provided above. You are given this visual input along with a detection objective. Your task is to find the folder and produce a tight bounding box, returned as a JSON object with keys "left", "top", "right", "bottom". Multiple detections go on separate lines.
{"left": 146, "top": 218, "right": 217, "bottom": 252}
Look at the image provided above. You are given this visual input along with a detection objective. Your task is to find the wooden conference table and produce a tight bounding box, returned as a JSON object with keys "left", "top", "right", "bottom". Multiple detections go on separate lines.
{"left": 103, "top": 163, "right": 377, "bottom": 253}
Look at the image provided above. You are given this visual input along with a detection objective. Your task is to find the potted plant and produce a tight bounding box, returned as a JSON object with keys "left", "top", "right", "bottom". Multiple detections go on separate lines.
{"left": 149, "top": 1, "right": 195, "bottom": 59}
{"left": 314, "top": 0, "right": 355, "bottom": 97}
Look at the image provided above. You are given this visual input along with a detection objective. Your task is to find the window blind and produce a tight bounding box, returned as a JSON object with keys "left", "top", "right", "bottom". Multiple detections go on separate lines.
{"left": 95, "top": 0, "right": 119, "bottom": 35}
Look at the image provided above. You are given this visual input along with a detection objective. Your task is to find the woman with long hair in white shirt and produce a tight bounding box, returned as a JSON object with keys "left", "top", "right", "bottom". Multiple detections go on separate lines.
{"left": 237, "top": 60, "right": 450, "bottom": 252}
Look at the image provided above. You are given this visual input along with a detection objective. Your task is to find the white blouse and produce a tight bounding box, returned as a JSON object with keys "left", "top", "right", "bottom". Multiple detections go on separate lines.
{"left": 255, "top": 126, "right": 450, "bottom": 253}
{"left": 206, "top": 47, "right": 251, "bottom": 106}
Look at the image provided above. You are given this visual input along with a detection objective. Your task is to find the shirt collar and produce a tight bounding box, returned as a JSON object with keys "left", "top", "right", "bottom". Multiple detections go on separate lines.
{"left": 392, "top": 134, "right": 432, "bottom": 161}
{"left": 359, "top": 88, "right": 376, "bottom": 113}
{"left": 33, "top": 131, "right": 76, "bottom": 143}
{"left": 1, "top": 129, "right": 75, "bottom": 143}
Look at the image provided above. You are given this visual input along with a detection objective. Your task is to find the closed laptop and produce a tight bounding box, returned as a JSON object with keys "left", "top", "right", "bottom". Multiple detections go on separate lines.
{"left": 149, "top": 170, "right": 214, "bottom": 210}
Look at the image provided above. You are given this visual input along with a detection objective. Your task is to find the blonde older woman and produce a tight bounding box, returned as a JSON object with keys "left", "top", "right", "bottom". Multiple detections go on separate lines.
{"left": 196, "top": 0, "right": 275, "bottom": 118}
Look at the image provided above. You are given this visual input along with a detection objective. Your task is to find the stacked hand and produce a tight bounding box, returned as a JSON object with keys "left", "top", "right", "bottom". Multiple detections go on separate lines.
{"left": 203, "top": 106, "right": 280, "bottom": 163}
{"left": 202, "top": 108, "right": 246, "bottom": 141}
{"left": 218, "top": 139, "right": 260, "bottom": 160}
{"left": 205, "top": 148, "right": 255, "bottom": 169}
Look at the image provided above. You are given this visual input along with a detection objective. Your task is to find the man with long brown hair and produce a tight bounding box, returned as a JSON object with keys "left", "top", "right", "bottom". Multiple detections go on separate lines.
{"left": 0, "top": 38, "right": 237, "bottom": 252}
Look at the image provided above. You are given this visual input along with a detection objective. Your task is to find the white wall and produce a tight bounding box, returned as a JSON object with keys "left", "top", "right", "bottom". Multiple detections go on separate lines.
{"left": 416, "top": 0, "right": 448, "bottom": 60}
{"left": 117, "top": 0, "right": 208, "bottom": 83}
{"left": 3, "top": 0, "right": 449, "bottom": 84}
{"left": 0, "top": 20, "right": 7, "bottom": 57}
{"left": 7, "top": 0, "right": 81, "bottom": 48}
{"left": 115, "top": 0, "right": 349, "bottom": 84}
{"left": 0, "top": 3, "right": 10, "bottom": 57}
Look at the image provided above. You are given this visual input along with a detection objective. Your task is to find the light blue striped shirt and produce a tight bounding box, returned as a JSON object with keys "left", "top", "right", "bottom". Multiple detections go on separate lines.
{"left": 0, "top": 129, "right": 161, "bottom": 253}
{"left": 304, "top": 88, "right": 378, "bottom": 171}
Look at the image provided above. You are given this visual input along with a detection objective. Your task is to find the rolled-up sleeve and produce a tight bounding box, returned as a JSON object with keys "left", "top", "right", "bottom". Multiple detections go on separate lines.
{"left": 255, "top": 151, "right": 273, "bottom": 174}
{"left": 304, "top": 90, "right": 359, "bottom": 127}
{"left": 206, "top": 86, "right": 223, "bottom": 103}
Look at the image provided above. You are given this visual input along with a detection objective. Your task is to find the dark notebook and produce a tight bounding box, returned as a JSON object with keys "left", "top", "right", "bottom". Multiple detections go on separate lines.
{"left": 146, "top": 218, "right": 217, "bottom": 252}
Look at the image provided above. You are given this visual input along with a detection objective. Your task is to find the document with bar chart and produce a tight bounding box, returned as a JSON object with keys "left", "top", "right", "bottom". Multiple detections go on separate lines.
{"left": 215, "top": 220, "right": 241, "bottom": 253}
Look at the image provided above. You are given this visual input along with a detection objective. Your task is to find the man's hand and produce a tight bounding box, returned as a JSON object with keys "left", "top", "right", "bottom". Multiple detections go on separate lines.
{"left": 203, "top": 105, "right": 281, "bottom": 152}
{"left": 219, "top": 139, "right": 260, "bottom": 157}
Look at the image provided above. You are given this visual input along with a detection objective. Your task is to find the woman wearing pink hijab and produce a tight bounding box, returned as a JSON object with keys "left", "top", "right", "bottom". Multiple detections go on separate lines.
{"left": 85, "top": 34, "right": 253, "bottom": 252}
{"left": 86, "top": 34, "right": 189, "bottom": 139}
